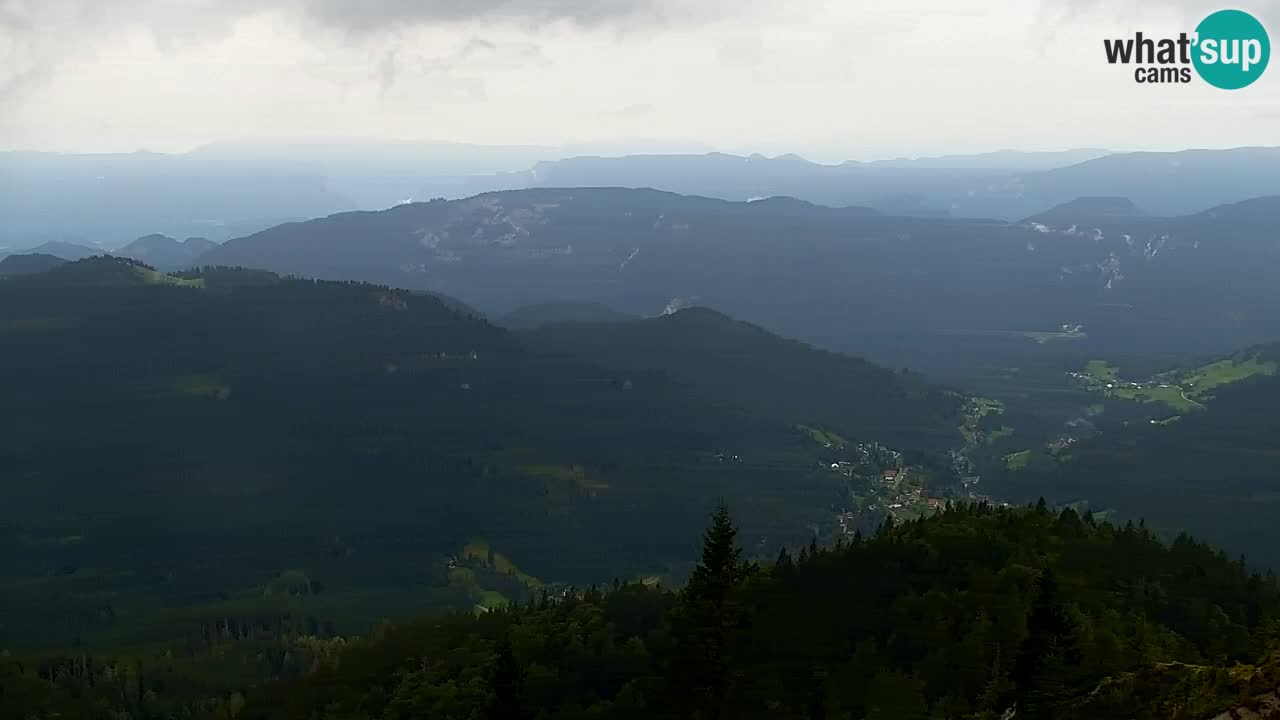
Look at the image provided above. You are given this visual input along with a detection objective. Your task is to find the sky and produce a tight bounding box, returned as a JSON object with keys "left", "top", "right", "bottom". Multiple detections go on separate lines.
{"left": 2, "top": 0, "right": 1279, "bottom": 161}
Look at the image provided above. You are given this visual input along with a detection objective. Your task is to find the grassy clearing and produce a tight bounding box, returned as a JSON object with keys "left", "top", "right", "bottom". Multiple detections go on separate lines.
{"left": 1182, "top": 358, "right": 1278, "bottom": 395}
{"left": 1081, "top": 356, "right": 1274, "bottom": 412}
{"left": 462, "top": 540, "right": 542, "bottom": 587}
{"left": 1115, "top": 384, "right": 1199, "bottom": 411}
{"left": 477, "top": 590, "right": 510, "bottom": 610}
{"left": 172, "top": 375, "right": 232, "bottom": 400}
{"left": 984, "top": 426, "right": 1015, "bottom": 444}
{"left": 1086, "top": 360, "right": 1120, "bottom": 382}
{"left": 133, "top": 266, "right": 205, "bottom": 288}
{"left": 520, "top": 462, "right": 609, "bottom": 491}
{"left": 1004, "top": 450, "right": 1033, "bottom": 471}
{"left": 799, "top": 425, "right": 849, "bottom": 448}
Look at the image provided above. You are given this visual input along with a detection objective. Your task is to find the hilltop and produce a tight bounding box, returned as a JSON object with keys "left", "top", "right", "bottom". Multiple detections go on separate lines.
{"left": 0, "top": 252, "right": 67, "bottom": 278}
{"left": 116, "top": 234, "right": 218, "bottom": 270}
{"left": 1024, "top": 196, "right": 1144, "bottom": 225}
{"left": 529, "top": 306, "right": 962, "bottom": 452}
{"left": 0, "top": 240, "right": 102, "bottom": 261}
{"left": 2, "top": 254, "right": 203, "bottom": 289}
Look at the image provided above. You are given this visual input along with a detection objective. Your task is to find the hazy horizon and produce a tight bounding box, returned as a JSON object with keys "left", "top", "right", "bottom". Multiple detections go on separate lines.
{"left": 5, "top": 137, "right": 1279, "bottom": 164}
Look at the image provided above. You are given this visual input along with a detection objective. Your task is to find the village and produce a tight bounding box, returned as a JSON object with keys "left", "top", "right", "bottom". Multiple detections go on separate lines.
{"left": 822, "top": 396, "right": 1027, "bottom": 537}
{"left": 819, "top": 440, "right": 949, "bottom": 537}
{"left": 1067, "top": 359, "right": 1205, "bottom": 413}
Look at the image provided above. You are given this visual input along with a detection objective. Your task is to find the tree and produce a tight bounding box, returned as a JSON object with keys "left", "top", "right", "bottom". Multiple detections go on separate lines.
{"left": 1010, "top": 569, "right": 1083, "bottom": 718}
{"left": 486, "top": 636, "right": 524, "bottom": 720}
{"left": 669, "top": 505, "right": 754, "bottom": 719}
{"left": 775, "top": 547, "right": 794, "bottom": 573}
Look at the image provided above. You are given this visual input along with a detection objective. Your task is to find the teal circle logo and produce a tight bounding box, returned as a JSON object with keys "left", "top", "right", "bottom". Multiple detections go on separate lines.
{"left": 1193, "top": 9, "right": 1270, "bottom": 89}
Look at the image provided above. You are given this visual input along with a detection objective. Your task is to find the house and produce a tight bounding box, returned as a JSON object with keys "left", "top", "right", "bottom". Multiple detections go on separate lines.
{"left": 882, "top": 469, "right": 899, "bottom": 482}
{"left": 926, "top": 498, "right": 946, "bottom": 509}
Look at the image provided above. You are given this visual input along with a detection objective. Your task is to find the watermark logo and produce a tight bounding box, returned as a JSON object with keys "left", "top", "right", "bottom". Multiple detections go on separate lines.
{"left": 1104, "top": 9, "right": 1270, "bottom": 88}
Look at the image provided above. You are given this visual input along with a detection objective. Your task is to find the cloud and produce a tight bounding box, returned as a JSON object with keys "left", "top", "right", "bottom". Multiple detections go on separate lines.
{"left": 0, "top": 0, "right": 718, "bottom": 108}
{"left": 294, "top": 0, "right": 670, "bottom": 32}
{"left": 611, "top": 103, "right": 656, "bottom": 117}
{"left": 1043, "top": 0, "right": 1280, "bottom": 19}
{"left": 1, "top": 0, "right": 692, "bottom": 38}
{"left": 3, "top": 0, "right": 1279, "bottom": 155}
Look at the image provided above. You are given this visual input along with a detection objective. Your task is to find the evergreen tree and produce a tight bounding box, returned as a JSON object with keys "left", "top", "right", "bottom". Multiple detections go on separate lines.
{"left": 776, "top": 547, "right": 794, "bottom": 571}
{"left": 670, "top": 505, "right": 753, "bottom": 719}
{"left": 486, "top": 636, "right": 524, "bottom": 720}
{"left": 1010, "top": 569, "right": 1083, "bottom": 718}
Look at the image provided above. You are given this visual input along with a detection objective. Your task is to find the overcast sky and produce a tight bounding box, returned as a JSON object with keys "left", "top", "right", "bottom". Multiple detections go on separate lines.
{"left": 2, "top": 0, "right": 1278, "bottom": 160}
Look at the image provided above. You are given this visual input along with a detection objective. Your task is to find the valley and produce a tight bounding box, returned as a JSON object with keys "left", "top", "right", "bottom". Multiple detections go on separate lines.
{"left": 10, "top": 6, "right": 1280, "bottom": 714}
{"left": 4, "top": 168, "right": 1280, "bottom": 720}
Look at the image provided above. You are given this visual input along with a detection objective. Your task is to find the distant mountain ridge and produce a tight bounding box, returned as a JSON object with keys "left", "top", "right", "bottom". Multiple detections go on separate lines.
{"left": 0, "top": 240, "right": 103, "bottom": 261}
{"left": 7, "top": 144, "right": 1280, "bottom": 251}
{"left": 445, "top": 146, "right": 1280, "bottom": 219}
{"left": 1024, "top": 196, "right": 1145, "bottom": 225}
{"left": 865, "top": 147, "right": 1110, "bottom": 170}
{"left": 0, "top": 253, "right": 67, "bottom": 278}
{"left": 116, "top": 234, "right": 219, "bottom": 270}
{"left": 193, "top": 186, "right": 1280, "bottom": 376}
{"left": 1022, "top": 147, "right": 1280, "bottom": 218}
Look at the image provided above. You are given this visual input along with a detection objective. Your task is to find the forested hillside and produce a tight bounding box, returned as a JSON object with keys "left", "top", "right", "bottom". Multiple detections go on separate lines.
{"left": 0, "top": 258, "right": 958, "bottom": 649}
{"left": 193, "top": 188, "right": 1280, "bottom": 382}
{"left": 0, "top": 252, "right": 66, "bottom": 277}
{"left": 7, "top": 506, "right": 1280, "bottom": 719}
{"left": 986, "top": 342, "right": 1280, "bottom": 571}
{"left": 527, "top": 307, "right": 962, "bottom": 453}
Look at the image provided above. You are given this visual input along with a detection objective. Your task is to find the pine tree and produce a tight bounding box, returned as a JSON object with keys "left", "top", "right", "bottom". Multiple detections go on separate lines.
{"left": 670, "top": 505, "right": 753, "bottom": 719}
{"left": 1010, "top": 569, "right": 1082, "bottom": 718}
{"left": 776, "top": 547, "right": 793, "bottom": 571}
{"left": 486, "top": 636, "right": 524, "bottom": 720}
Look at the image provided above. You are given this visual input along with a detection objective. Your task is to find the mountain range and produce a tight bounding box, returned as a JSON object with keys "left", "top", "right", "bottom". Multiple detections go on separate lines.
{"left": 194, "top": 187, "right": 1280, "bottom": 382}
{"left": 115, "top": 234, "right": 218, "bottom": 270}
{"left": 8, "top": 146, "right": 1280, "bottom": 718}
{"left": 7, "top": 144, "right": 1280, "bottom": 251}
